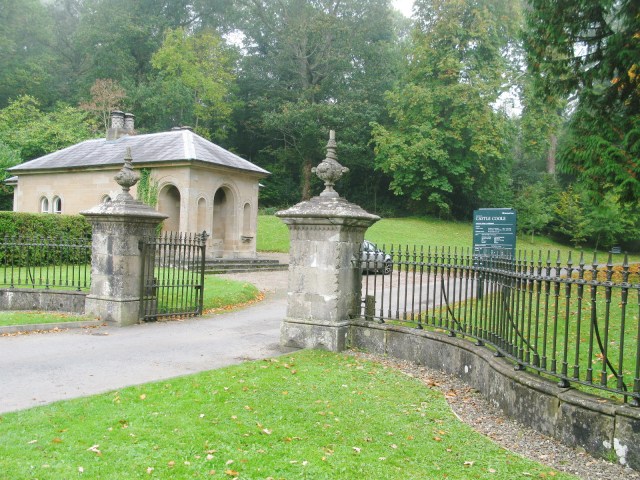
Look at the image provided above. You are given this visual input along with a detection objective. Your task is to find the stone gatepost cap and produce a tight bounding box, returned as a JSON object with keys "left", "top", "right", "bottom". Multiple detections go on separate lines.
{"left": 276, "top": 195, "right": 380, "bottom": 227}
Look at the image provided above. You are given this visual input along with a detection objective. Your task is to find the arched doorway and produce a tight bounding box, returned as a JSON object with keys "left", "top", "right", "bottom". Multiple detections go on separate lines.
{"left": 158, "top": 185, "right": 181, "bottom": 232}
{"left": 212, "top": 187, "right": 234, "bottom": 257}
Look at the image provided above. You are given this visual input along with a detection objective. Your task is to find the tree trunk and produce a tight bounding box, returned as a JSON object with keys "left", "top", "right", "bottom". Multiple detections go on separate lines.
{"left": 301, "top": 158, "right": 313, "bottom": 200}
{"left": 547, "top": 133, "right": 557, "bottom": 174}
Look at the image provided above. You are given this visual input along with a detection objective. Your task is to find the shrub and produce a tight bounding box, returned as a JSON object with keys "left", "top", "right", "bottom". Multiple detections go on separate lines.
{"left": 0, "top": 213, "right": 92, "bottom": 267}
{"left": 0, "top": 212, "right": 91, "bottom": 239}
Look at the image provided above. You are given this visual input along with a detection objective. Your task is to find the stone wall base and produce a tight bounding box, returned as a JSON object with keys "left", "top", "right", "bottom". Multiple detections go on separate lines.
{"left": 0, "top": 289, "right": 86, "bottom": 314}
{"left": 281, "top": 318, "right": 349, "bottom": 352}
{"left": 349, "top": 319, "right": 640, "bottom": 470}
{"left": 84, "top": 295, "right": 140, "bottom": 326}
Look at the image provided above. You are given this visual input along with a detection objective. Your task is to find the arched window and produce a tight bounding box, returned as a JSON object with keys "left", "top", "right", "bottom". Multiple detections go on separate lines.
{"left": 52, "top": 196, "right": 62, "bottom": 214}
{"left": 40, "top": 197, "right": 49, "bottom": 214}
{"left": 196, "top": 197, "right": 207, "bottom": 233}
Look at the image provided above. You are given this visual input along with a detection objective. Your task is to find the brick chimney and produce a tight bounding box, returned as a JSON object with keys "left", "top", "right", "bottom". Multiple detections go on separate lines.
{"left": 107, "top": 111, "right": 135, "bottom": 140}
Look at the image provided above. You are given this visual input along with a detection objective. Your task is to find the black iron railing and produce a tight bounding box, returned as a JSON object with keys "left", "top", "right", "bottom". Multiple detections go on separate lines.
{"left": 0, "top": 234, "right": 91, "bottom": 291}
{"left": 139, "top": 231, "right": 208, "bottom": 321}
{"left": 360, "top": 245, "right": 640, "bottom": 405}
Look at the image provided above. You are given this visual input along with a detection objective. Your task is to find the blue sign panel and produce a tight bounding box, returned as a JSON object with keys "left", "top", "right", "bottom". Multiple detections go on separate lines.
{"left": 472, "top": 208, "right": 516, "bottom": 258}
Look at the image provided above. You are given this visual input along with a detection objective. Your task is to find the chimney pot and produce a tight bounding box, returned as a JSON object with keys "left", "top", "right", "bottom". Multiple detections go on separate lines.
{"left": 124, "top": 113, "right": 135, "bottom": 133}
{"left": 110, "top": 111, "right": 125, "bottom": 129}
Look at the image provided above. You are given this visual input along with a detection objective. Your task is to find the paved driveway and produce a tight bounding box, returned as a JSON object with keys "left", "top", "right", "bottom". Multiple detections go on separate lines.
{"left": 0, "top": 270, "right": 294, "bottom": 414}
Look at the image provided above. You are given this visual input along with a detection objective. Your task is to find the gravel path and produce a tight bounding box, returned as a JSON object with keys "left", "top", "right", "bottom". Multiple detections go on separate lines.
{"left": 350, "top": 352, "right": 640, "bottom": 480}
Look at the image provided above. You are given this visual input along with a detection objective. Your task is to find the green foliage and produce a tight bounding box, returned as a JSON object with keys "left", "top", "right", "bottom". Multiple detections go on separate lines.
{"left": 372, "top": 0, "right": 520, "bottom": 218}
{"left": 558, "top": 109, "right": 640, "bottom": 206}
{"left": 0, "top": 212, "right": 91, "bottom": 267}
{"left": 235, "top": 0, "right": 404, "bottom": 203}
{"left": 586, "top": 194, "right": 640, "bottom": 251}
{"left": 136, "top": 169, "right": 159, "bottom": 208}
{"left": 0, "top": 96, "right": 97, "bottom": 161}
{"left": 514, "top": 182, "right": 555, "bottom": 242}
{"left": 151, "top": 27, "right": 237, "bottom": 140}
{"left": 525, "top": 0, "right": 640, "bottom": 207}
{"left": 551, "top": 187, "right": 590, "bottom": 248}
{"left": 0, "top": 212, "right": 91, "bottom": 240}
{"left": 0, "top": 0, "right": 54, "bottom": 106}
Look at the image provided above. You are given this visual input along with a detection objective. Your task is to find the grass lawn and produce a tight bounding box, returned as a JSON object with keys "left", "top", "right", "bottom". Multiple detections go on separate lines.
{"left": 258, "top": 214, "right": 638, "bottom": 262}
{"left": 202, "top": 276, "right": 260, "bottom": 312}
{"left": 0, "top": 265, "right": 91, "bottom": 291}
{"left": 0, "top": 311, "right": 94, "bottom": 327}
{"left": 0, "top": 276, "right": 259, "bottom": 328}
{"left": 257, "top": 214, "right": 290, "bottom": 252}
{"left": 0, "top": 350, "right": 574, "bottom": 479}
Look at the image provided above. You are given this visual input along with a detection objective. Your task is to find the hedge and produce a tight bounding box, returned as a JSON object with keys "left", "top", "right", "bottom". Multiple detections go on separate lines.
{"left": 0, "top": 212, "right": 91, "bottom": 239}
{"left": 0, "top": 213, "right": 92, "bottom": 267}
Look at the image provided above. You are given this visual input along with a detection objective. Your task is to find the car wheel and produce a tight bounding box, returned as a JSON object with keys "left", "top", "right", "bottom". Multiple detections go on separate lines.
{"left": 383, "top": 259, "right": 393, "bottom": 275}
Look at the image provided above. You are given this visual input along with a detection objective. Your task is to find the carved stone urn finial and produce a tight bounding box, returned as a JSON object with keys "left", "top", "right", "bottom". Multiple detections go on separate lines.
{"left": 114, "top": 147, "right": 140, "bottom": 197}
{"left": 312, "top": 130, "right": 349, "bottom": 199}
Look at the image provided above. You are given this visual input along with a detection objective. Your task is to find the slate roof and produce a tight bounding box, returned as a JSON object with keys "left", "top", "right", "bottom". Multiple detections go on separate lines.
{"left": 8, "top": 130, "right": 269, "bottom": 176}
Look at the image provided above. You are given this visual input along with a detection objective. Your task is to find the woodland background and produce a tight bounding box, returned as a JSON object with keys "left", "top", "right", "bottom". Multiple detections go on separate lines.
{"left": 0, "top": 0, "right": 638, "bottom": 250}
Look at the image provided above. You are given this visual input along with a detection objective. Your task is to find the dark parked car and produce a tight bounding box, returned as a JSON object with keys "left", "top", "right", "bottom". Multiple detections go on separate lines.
{"left": 361, "top": 240, "right": 393, "bottom": 275}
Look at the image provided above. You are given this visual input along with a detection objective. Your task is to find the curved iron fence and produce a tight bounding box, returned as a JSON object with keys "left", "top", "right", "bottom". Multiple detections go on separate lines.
{"left": 360, "top": 245, "right": 640, "bottom": 405}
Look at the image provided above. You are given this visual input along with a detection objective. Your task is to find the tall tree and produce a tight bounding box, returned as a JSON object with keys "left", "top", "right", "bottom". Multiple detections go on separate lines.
{"left": 79, "top": 79, "right": 127, "bottom": 131}
{"left": 0, "top": 0, "right": 54, "bottom": 106}
{"left": 150, "top": 28, "right": 237, "bottom": 139}
{"left": 232, "top": 0, "right": 405, "bottom": 203}
{"left": 525, "top": 0, "right": 640, "bottom": 205}
{"left": 0, "top": 96, "right": 96, "bottom": 162}
{"left": 371, "top": 0, "right": 520, "bottom": 217}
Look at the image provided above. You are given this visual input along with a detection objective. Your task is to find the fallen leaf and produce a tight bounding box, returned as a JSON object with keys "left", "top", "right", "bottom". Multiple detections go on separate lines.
{"left": 224, "top": 469, "right": 239, "bottom": 476}
{"left": 78, "top": 466, "right": 84, "bottom": 473}
{"left": 87, "top": 444, "right": 101, "bottom": 455}
{"left": 464, "top": 461, "right": 474, "bottom": 467}
{"left": 353, "top": 447, "right": 361, "bottom": 453}
{"left": 146, "top": 467, "right": 154, "bottom": 474}
{"left": 139, "top": 394, "right": 146, "bottom": 400}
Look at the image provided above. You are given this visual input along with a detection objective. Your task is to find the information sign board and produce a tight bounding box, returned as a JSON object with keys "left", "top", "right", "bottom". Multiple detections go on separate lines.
{"left": 472, "top": 208, "right": 516, "bottom": 258}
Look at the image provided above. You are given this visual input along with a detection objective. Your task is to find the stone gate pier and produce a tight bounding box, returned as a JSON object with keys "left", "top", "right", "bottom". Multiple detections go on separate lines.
{"left": 81, "top": 148, "right": 167, "bottom": 326}
{"left": 277, "top": 131, "right": 378, "bottom": 351}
